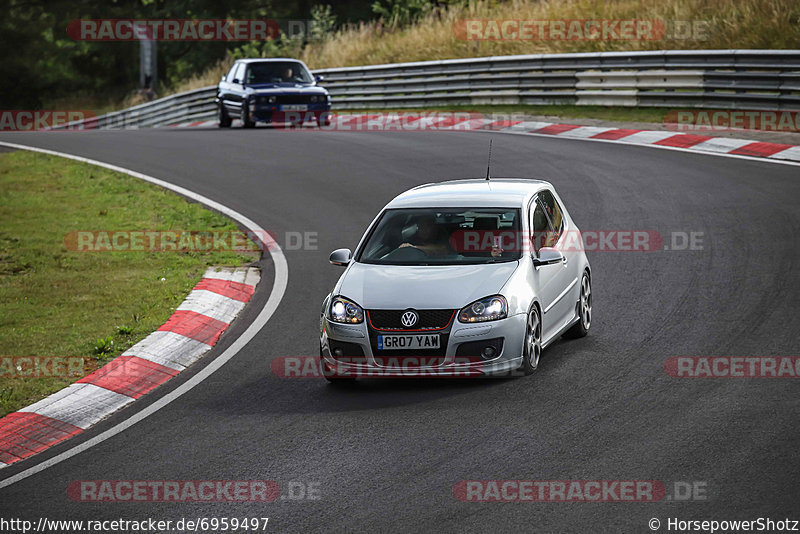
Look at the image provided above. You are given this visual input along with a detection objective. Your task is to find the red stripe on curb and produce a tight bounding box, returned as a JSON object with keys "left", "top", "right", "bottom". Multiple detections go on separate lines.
{"left": 0, "top": 412, "right": 82, "bottom": 465}
{"left": 730, "top": 142, "right": 794, "bottom": 157}
{"left": 532, "top": 124, "right": 581, "bottom": 135}
{"left": 483, "top": 120, "right": 522, "bottom": 130}
{"left": 77, "top": 356, "right": 179, "bottom": 399}
{"left": 654, "top": 134, "right": 713, "bottom": 148}
{"left": 590, "top": 128, "right": 642, "bottom": 140}
{"left": 194, "top": 278, "right": 255, "bottom": 302}
{"left": 158, "top": 310, "right": 229, "bottom": 345}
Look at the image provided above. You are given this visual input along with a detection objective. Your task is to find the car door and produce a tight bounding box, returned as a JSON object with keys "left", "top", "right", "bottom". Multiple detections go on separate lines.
{"left": 530, "top": 192, "right": 579, "bottom": 342}
{"left": 224, "top": 62, "right": 247, "bottom": 115}
{"left": 218, "top": 63, "right": 238, "bottom": 113}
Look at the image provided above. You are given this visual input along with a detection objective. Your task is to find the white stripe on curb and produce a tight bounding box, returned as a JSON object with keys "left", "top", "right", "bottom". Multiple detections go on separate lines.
{"left": 203, "top": 267, "right": 259, "bottom": 285}
{"left": 176, "top": 290, "right": 247, "bottom": 324}
{"left": 688, "top": 137, "right": 754, "bottom": 153}
{"left": 0, "top": 141, "right": 289, "bottom": 489}
{"left": 19, "top": 384, "right": 135, "bottom": 430}
{"left": 123, "top": 331, "right": 215, "bottom": 371}
{"left": 769, "top": 146, "right": 800, "bottom": 161}
{"left": 615, "top": 130, "right": 678, "bottom": 145}
{"left": 504, "top": 121, "right": 552, "bottom": 132}
{"left": 555, "top": 126, "right": 615, "bottom": 139}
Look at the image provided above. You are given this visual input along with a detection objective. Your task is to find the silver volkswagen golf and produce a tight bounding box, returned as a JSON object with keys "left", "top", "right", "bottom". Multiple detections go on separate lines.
{"left": 319, "top": 179, "right": 591, "bottom": 380}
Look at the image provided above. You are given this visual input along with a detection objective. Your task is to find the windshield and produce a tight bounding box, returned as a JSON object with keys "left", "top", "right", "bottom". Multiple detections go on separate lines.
{"left": 245, "top": 61, "right": 313, "bottom": 85}
{"left": 357, "top": 208, "right": 522, "bottom": 265}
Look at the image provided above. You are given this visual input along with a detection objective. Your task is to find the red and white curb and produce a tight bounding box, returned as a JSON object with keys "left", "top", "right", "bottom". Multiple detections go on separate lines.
{"left": 488, "top": 120, "right": 800, "bottom": 162}
{"left": 165, "top": 115, "right": 800, "bottom": 163}
{"left": 0, "top": 267, "right": 258, "bottom": 469}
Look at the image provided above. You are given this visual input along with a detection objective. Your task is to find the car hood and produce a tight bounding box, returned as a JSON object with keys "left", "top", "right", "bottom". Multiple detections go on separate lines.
{"left": 246, "top": 84, "right": 327, "bottom": 94}
{"left": 337, "top": 261, "right": 519, "bottom": 310}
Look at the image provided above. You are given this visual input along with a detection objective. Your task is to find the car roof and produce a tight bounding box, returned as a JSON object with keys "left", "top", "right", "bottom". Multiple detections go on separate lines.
{"left": 235, "top": 58, "right": 308, "bottom": 64}
{"left": 385, "top": 178, "right": 553, "bottom": 209}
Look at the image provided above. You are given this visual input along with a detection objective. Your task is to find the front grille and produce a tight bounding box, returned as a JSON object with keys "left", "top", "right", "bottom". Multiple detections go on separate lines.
{"left": 367, "top": 309, "right": 455, "bottom": 331}
{"left": 277, "top": 95, "right": 314, "bottom": 105}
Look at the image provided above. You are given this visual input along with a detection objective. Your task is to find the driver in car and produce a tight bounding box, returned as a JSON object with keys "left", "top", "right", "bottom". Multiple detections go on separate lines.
{"left": 399, "top": 216, "right": 454, "bottom": 257}
{"left": 282, "top": 66, "right": 296, "bottom": 82}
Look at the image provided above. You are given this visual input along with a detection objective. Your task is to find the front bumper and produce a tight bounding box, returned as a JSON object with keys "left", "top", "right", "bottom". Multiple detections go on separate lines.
{"left": 320, "top": 313, "right": 526, "bottom": 377}
{"left": 251, "top": 103, "right": 330, "bottom": 122}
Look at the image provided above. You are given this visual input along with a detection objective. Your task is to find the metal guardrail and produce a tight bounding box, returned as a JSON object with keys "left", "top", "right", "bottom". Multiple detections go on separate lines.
{"left": 57, "top": 49, "right": 800, "bottom": 129}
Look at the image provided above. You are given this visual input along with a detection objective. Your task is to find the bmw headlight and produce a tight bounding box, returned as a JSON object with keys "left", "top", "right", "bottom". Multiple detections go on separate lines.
{"left": 458, "top": 295, "right": 507, "bottom": 323}
{"left": 329, "top": 296, "right": 364, "bottom": 324}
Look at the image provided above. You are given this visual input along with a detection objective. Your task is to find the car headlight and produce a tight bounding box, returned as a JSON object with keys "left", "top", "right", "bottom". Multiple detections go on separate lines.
{"left": 329, "top": 296, "right": 364, "bottom": 324}
{"left": 458, "top": 295, "right": 507, "bottom": 323}
{"left": 310, "top": 95, "right": 319, "bottom": 103}
{"left": 268, "top": 96, "right": 276, "bottom": 104}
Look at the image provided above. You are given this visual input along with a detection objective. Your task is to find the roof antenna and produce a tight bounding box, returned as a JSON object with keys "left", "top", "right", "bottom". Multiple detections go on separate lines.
{"left": 485, "top": 138, "right": 493, "bottom": 181}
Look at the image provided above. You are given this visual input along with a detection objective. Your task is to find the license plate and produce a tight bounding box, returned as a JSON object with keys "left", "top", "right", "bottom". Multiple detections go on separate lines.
{"left": 280, "top": 104, "right": 307, "bottom": 111}
{"left": 377, "top": 334, "right": 439, "bottom": 350}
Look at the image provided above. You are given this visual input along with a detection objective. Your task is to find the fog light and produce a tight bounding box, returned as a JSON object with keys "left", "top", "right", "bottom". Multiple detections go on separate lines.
{"left": 334, "top": 348, "right": 344, "bottom": 358}
{"left": 481, "top": 346, "right": 496, "bottom": 359}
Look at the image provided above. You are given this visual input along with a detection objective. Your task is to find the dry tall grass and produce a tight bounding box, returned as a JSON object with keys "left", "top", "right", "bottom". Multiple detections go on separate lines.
{"left": 171, "top": 0, "right": 798, "bottom": 95}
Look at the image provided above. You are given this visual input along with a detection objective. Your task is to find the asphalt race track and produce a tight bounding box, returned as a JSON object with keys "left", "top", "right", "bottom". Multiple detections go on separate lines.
{"left": 0, "top": 127, "right": 798, "bottom": 532}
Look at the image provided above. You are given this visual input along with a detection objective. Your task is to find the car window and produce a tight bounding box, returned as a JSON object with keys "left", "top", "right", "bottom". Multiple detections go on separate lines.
{"left": 225, "top": 64, "right": 238, "bottom": 82}
{"left": 358, "top": 208, "right": 522, "bottom": 265}
{"left": 234, "top": 63, "right": 246, "bottom": 83}
{"left": 245, "top": 61, "right": 313, "bottom": 84}
{"left": 530, "top": 199, "right": 553, "bottom": 254}
{"left": 539, "top": 190, "right": 564, "bottom": 234}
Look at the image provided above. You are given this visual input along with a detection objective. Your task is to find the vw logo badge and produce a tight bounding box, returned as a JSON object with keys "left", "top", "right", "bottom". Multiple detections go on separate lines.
{"left": 401, "top": 310, "right": 419, "bottom": 328}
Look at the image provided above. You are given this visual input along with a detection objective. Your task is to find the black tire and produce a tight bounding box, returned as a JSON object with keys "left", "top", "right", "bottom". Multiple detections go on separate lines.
{"left": 518, "top": 305, "right": 542, "bottom": 376}
{"left": 321, "top": 347, "right": 356, "bottom": 383}
{"left": 563, "top": 271, "right": 591, "bottom": 339}
{"left": 240, "top": 105, "right": 255, "bottom": 128}
{"left": 218, "top": 104, "right": 232, "bottom": 128}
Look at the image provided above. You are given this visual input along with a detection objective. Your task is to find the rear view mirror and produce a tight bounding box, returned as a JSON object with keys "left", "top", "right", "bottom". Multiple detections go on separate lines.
{"left": 329, "top": 248, "right": 351, "bottom": 266}
{"left": 532, "top": 247, "right": 563, "bottom": 266}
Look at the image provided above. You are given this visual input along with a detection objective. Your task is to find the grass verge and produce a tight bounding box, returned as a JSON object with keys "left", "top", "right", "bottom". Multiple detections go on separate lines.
{"left": 0, "top": 150, "right": 255, "bottom": 416}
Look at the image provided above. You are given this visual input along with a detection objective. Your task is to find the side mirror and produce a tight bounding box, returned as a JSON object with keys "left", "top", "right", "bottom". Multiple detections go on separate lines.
{"left": 314, "top": 75, "right": 325, "bottom": 83}
{"left": 532, "top": 247, "right": 563, "bottom": 267}
{"left": 220, "top": 75, "right": 225, "bottom": 82}
{"left": 329, "top": 248, "right": 351, "bottom": 266}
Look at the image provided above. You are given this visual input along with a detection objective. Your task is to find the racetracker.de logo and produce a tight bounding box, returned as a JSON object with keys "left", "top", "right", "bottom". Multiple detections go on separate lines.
{"left": 67, "top": 480, "right": 280, "bottom": 502}
{"left": 449, "top": 229, "right": 662, "bottom": 254}
{"left": 665, "top": 356, "right": 800, "bottom": 378}
{"left": 453, "top": 480, "right": 666, "bottom": 502}
{"left": 0, "top": 111, "right": 96, "bottom": 131}
{"left": 665, "top": 110, "right": 800, "bottom": 133}
{"left": 67, "top": 19, "right": 281, "bottom": 41}
{"left": 63, "top": 230, "right": 276, "bottom": 252}
{"left": 453, "top": 20, "right": 710, "bottom": 41}
{"left": 273, "top": 356, "right": 485, "bottom": 378}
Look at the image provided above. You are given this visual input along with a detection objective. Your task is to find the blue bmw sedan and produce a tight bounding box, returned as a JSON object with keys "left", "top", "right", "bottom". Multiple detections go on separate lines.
{"left": 216, "top": 58, "right": 331, "bottom": 128}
